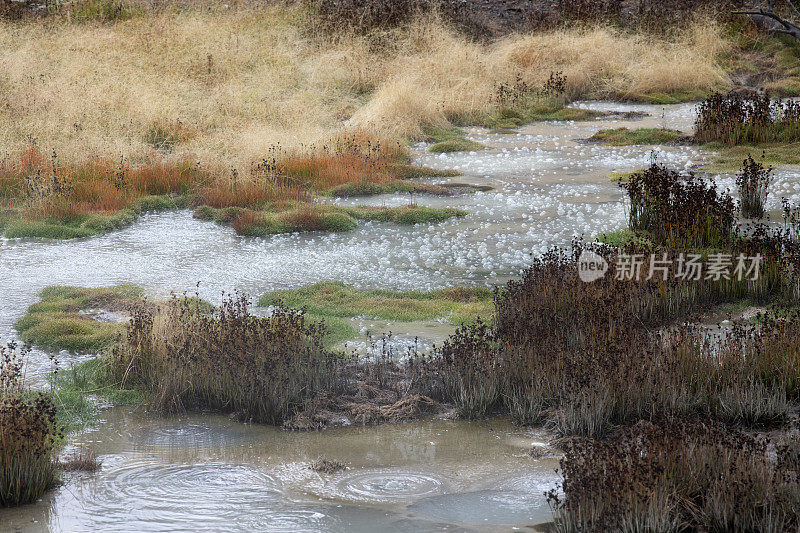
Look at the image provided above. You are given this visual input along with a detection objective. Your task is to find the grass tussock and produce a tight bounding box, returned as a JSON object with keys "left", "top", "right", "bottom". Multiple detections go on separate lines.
{"left": 588, "top": 127, "right": 685, "bottom": 145}
{"left": 1, "top": 343, "right": 59, "bottom": 507}
{"left": 108, "top": 293, "right": 347, "bottom": 424}
{"left": 14, "top": 285, "right": 143, "bottom": 353}
{"left": 549, "top": 417, "right": 800, "bottom": 532}
{"left": 59, "top": 449, "right": 101, "bottom": 473}
{"left": 195, "top": 203, "right": 466, "bottom": 236}
{"left": 259, "top": 281, "right": 493, "bottom": 324}
{"left": 423, "top": 125, "right": 485, "bottom": 153}
{"left": 737, "top": 154, "right": 774, "bottom": 219}
{"left": 621, "top": 162, "right": 735, "bottom": 248}
{"left": 695, "top": 90, "right": 800, "bottom": 145}
{"left": 0, "top": 7, "right": 734, "bottom": 164}
{"left": 412, "top": 157, "right": 800, "bottom": 434}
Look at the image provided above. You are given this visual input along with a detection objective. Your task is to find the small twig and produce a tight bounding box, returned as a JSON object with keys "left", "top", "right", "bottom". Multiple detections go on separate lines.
{"left": 786, "top": 0, "right": 800, "bottom": 20}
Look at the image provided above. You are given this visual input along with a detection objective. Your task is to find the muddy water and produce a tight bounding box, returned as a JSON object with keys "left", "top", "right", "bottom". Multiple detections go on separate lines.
{"left": 3, "top": 102, "right": 799, "bottom": 531}
{"left": 1, "top": 412, "right": 559, "bottom": 532}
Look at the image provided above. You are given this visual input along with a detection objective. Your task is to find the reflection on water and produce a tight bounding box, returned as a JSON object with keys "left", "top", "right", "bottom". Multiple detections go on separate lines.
{"left": 0, "top": 411, "right": 559, "bottom": 532}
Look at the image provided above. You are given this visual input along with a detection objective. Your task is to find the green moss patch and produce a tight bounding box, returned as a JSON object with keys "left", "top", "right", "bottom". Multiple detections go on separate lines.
{"left": 196, "top": 204, "right": 467, "bottom": 236}
{"left": 480, "top": 105, "right": 601, "bottom": 130}
{"left": 423, "top": 125, "right": 485, "bottom": 153}
{"left": 703, "top": 142, "right": 800, "bottom": 171}
{"left": 595, "top": 229, "right": 655, "bottom": 248}
{"left": 625, "top": 88, "right": 712, "bottom": 104}
{"left": 259, "top": 281, "right": 494, "bottom": 325}
{"left": 2, "top": 194, "right": 188, "bottom": 240}
{"left": 589, "top": 128, "right": 685, "bottom": 146}
{"left": 14, "top": 285, "right": 143, "bottom": 353}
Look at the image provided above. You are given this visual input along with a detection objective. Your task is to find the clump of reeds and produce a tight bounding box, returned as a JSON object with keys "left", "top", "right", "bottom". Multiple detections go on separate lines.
{"left": 493, "top": 72, "right": 568, "bottom": 118}
{"left": 621, "top": 161, "right": 735, "bottom": 248}
{"left": 1, "top": 342, "right": 59, "bottom": 507}
{"left": 59, "top": 449, "right": 101, "bottom": 473}
{"left": 695, "top": 90, "right": 800, "bottom": 145}
{"left": 737, "top": 154, "right": 774, "bottom": 219}
{"left": 108, "top": 293, "right": 346, "bottom": 424}
{"left": 415, "top": 181, "right": 800, "bottom": 436}
{"left": 548, "top": 417, "right": 800, "bottom": 532}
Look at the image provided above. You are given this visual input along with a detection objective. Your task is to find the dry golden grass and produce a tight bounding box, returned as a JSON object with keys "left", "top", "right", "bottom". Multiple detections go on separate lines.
{"left": 0, "top": 4, "right": 732, "bottom": 167}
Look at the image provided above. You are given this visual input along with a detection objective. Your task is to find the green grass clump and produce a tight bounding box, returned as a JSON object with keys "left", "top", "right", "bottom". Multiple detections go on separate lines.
{"left": 67, "top": 0, "right": 139, "bottom": 22}
{"left": 704, "top": 142, "right": 800, "bottom": 171}
{"left": 595, "top": 229, "right": 654, "bottom": 248}
{"left": 323, "top": 165, "right": 461, "bottom": 197}
{"left": 589, "top": 128, "right": 685, "bottom": 146}
{"left": 259, "top": 281, "right": 494, "bottom": 325}
{"left": 14, "top": 285, "right": 143, "bottom": 353}
{"left": 423, "top": 125, "right": 485, "bottom": 153}
{"left": 480, "top": 105, "right": 600, "bottom": 130}
{"left": 380, "top": 164, "right": 461, "bottom": 180}
{"left": 347, "top": 205, "right": 467, "bottom": 225}
{"left": 4, "top": 220, "right": 97, "bottom": 240}
{"left": 627, "top": 88, "right": 712, "bottom": 104}
{"left": 2, "top": 195, "right": 188, "bottom": 240}
{"left": 328, "top": 180, "right": 446, "bottom": 197}
{"left": 608, "top": 169, "right": 646, "bottom": 182}
{"left": 49, "top": 359, "right": 142, "bottom": 432}
{"left": 197, "top": 204, "right": 467, "bottom": 236}
{"left": 429, "top": 139, "right": 485, "bottom": 153}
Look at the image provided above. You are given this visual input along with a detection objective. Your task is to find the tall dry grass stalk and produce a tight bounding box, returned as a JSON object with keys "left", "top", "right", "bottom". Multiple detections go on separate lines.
{"left": 413, "top": 164, "right": 800, "bottom": 436}
{"left": 0, "top": 6, "right": 731, "bottom": 166}
{"left": 1, "top": 343, "right": 59, "bottom": 507}
{"left": 549, "top": 417, "right": 800, "bottom": 531}
{"left": 109, "top": 293, "right": 346, "bottom": 424}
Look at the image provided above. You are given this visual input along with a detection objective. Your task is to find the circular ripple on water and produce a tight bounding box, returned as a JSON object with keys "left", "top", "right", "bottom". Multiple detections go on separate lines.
{"left": 129, "top": 421, "right": 253, "bottom": 448}
{"left": 75, "top": 462, "right": 284, "bottom": 531}
{"left": 237, "top": 509, "right": 329, "bottom": 532}
{"left": 336, "top": 470, "right": 447, "bottom": 503}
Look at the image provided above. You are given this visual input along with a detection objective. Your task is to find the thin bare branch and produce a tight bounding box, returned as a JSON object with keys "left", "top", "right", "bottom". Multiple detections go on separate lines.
{"left": 786, "top": 0, "right": 800, "bottom": 20}
{"left": 731, "top": 8, "right": 800, "bottom": 39}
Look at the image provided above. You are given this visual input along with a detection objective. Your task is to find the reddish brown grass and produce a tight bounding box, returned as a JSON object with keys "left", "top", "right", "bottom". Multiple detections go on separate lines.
{"left": 0, "top": 146, "right": 208, "bottom": 220}
{"left": 231, "top": 210, "right": 266, "bottom": 234}
{"left": 277, "top": 153, "right": 393, "bottom": 191}
{"left": 0, "top": 132, "right": 408, "bottom": 224}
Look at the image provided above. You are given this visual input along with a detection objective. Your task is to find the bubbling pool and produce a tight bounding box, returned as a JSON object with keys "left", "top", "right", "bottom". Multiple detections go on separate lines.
{"left": 3, "top": 102, "right": 798, "bottom": 531}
